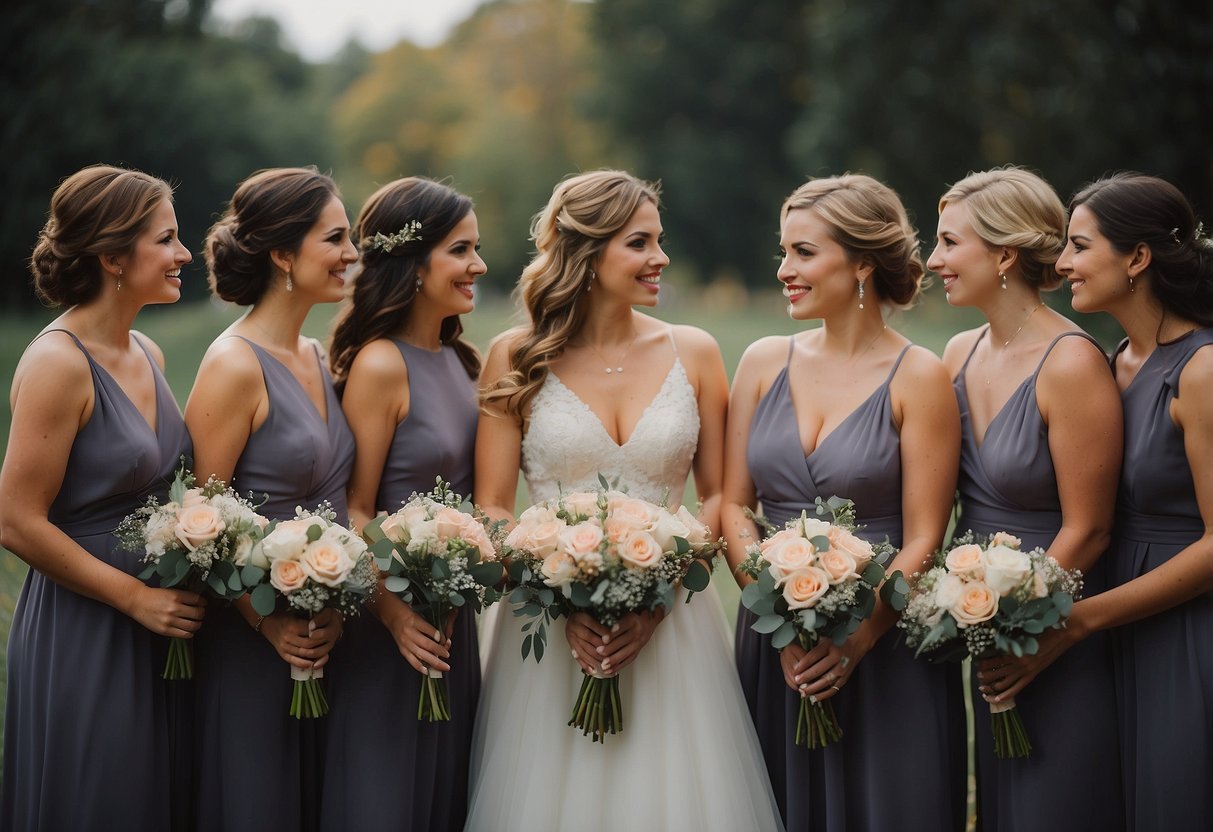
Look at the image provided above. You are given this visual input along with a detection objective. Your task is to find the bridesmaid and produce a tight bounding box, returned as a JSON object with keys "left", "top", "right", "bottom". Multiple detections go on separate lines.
{"left": 985, "top": 173, "right": 1213, "bottom": 830}
{"left": 320, "top": 178, "right": 486, "bottom": 831}
{"left": 930, "top": 167, "right": 1124, "bottom": 831}
{"left": 0, "top": 165, "right": 200, "bottom": 830}
{"left": 723, "top": 173, "right": 965, "bottom": 831}
{"left": 186, "top": 167, "right": 357, "bottom": 832}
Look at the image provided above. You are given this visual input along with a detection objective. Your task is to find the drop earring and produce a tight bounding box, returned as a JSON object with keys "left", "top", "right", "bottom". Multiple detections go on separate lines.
{"left": 117, "top": 267, "right": 123, "bottom": 291}
{"left": 587, "top": 269, "right": 596, "bottom": 293}
{"left": 858, "top": 280, "right": 865, "bottom": 310}
{"left": 286, "top": 268, "right": 293, "bottom": 293}
{"left": 1000, "top": 272, "right": 1007, "bottom": 290}
{"left": 1128, "top": 276, "right": 1135, "bottom": 293}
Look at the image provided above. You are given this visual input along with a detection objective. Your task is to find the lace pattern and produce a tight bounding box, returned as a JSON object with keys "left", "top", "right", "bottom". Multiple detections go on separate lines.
{"left": 521, "top": 358, "right": 699, "bottom": 506}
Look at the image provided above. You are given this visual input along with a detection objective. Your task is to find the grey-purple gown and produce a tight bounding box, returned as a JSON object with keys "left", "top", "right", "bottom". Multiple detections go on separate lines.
{"left": 954, "top": 330, "right": 1123, "bottom": 832}
{"left": 321, "top": 340, "right": 480, "bottom": 832}
{"left": 735, "top": 339, "right": 966, "bottom": 831}
{"left": 192, "top": 337, "right": 354, "bottom": 832}
{"left": 1, "top": 331, "right": 191, "bottom": 831}
{"left": 1110, "top": 329, "right": 1213, "bottom": 830}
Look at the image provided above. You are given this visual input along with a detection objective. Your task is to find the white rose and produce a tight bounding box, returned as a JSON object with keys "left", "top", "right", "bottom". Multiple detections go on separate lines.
{"left": 796, "top": 516, "right": 833, "bottom": 541}
{"left": 540, "top": 552, "right": 578, "bottom": 587}
{"left": 232, "top": 535, "right": 255, "bottom": 567}
{"left": 674, "top": 505, "right": 713, "bottom": 546}
{"left": 180, "top": 488, "right": 205, "bottom": 508}
{"left": 260, "top": 518, "right": 316, "bottom": 563}
{"left": 299, "top": 538, "right": 355, "bottom": 587}
{"left": 650, "top": 510, "right": 691, "bottom": 552}
{"left": 982, "top": 545, "right": 1032, "bottom": 595}
{"left": 379, "top": 513, "right": 411, "bottom": 545}
{"left": 933, "top": 573, "right": 966, "bottom": 610}
{"left": 408, "top": 519, "right": 440, "bottom": 548}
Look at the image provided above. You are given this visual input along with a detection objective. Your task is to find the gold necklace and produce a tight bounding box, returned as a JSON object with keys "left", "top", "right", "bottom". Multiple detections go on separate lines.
{"left": 587, "top": 331, "right": 640, "bottom": 374}
{"left": 981, "top": 302, "right": 1044, "bottom": 386}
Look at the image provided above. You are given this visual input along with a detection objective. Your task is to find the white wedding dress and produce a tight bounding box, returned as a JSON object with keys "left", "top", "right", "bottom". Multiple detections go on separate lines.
{"left": 467, "top": 340, "right": 783, "bottom": 832}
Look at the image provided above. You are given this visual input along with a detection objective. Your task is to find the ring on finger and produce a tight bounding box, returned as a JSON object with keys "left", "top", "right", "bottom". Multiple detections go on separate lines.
{"left": 830, "top": 684, "right": 841, "bottom": 693}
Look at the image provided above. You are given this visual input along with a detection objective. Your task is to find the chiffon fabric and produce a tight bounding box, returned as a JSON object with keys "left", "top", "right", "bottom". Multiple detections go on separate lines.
{"left": 321, "top": 340, "right": 480, "bottom": 832}
{"left": 955, "top": 330, "right": 1124, "bottom": 831}
{"left": 192, "top": 337, "right": 354, "bottom": 832}
{"left": 735, "top": 338, "right": 966, "bottom": 831}
{"left": 1, "top": 331, "right": 192, "bottom": 831}
{"left": 467, "top": 331, "right": 783, "bottom": 832}
{"left": 1109, "top": 329, "right": 1213, "bottom": 830}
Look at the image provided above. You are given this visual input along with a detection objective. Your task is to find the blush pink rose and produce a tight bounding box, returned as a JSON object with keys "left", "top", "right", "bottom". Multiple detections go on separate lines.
{"left": 299, "top": 539, "right": 355, "bottom": 587}
{"left": 562, "top": 491, "right": 600, "bottom": 519}
{"left": 782, "top": 567, "right": 831, "bottom": 609}
{"left": 827, "top": 527, "right": 875, "bottom": 571}
{"left": 174, "top": 503, "right": 227, "bottom": 551}
{"left": 561, "top": 522, "right": 604, "bottom": 557}
{"left": 540, "top": 552, "right": 578, "bottom": 587}
{"left": 270, "top": 558, "right": 308, "bottom": 593}
{"left": 761, "top": 530, "right": 817, "bottom": 571}
{"left": 620, "top": 530, "right": 663, "bottom": 568}
{"left": 945, "top": 543, "right": 985, "bottom": 577}
{"left": 950, "top": 581, "right": 998, "bottom": 626}
{"left": 610, "top": 498, "right": 661, "bottom": 532}
{"left": 818, "top": 548, "right": 859, "bottom": 585}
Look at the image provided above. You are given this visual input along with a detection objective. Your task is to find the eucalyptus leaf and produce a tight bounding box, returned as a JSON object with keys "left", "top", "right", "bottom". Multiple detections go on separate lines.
{"left": 682, "top": 560, "right": 711, "bottom": 593}
{"left": 250, "top": 584, "right": 276, "bottom": 616}
{"left": 770, "top": 621, "right": 797, "bottom": 650}
{"left": 751, "top": 614, "right": 786, "bottom": 634}
{"left": 240, "top": 565, "right": 266, "bottom": 586}
{"left": 384, "top": 576, "right": 411, "bottom": 594}
{"left": 362, "top": 515, "right": 386, "bottom": 543}
{"left": 306, "top": 523, "right": 323, "bottom": 543}
{"left": 431, "top": 558, "right": 451, "bottom": 580}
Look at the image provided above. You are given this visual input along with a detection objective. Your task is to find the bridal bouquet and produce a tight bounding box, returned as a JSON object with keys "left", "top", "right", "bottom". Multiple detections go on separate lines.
{"left": 736, "top": 496, "right": 903, "bottom": 749}
{"left": 897, "top": 531, "right": 1082, "bottom": 758}
{"left": 503, "top": 479, "right": 720, "bottom": 743}
{"left": 116, "top": 466, "right": 269, "bottom": 679}
{"left": 247, "top": 504, "right": 377, "bottom": 718}
{"left": 363, "top": 479, "right": 505, "bottom": 721}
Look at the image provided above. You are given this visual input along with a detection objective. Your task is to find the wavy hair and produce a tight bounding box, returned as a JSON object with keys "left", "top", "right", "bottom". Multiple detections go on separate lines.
{"left": 329, "top": 177, "right": 480, "bottom": 392}
{"left": 1070, "top": 172, "right": 1213, "bottom": 327}
{"left": 31, "top": 165, "right": 173, "bottom": 307}
{"left": 482, "top": 170, "right": 660, "bottom": 420}
{"left": 783, "top": 173, "right": 925, "bottom": 307}
{"left": 938, "top": 167, "right": 1066, "bottom": 291}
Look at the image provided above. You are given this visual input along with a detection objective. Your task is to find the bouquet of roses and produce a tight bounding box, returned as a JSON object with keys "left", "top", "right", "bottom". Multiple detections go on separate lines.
{"left": 246, "top": 504, "right": 377, "bottom": 718}
{"left": 503, "top": 478, "right": 720, "bottom": 743}
{"left": 362, "top": 479, "right": 505, "bottom": 721}
{"left": 116, "top": 466, "right": 269, "bottom": 680}
{"left": 736, "top": 496, "right": 904, "bottom": 749}
{"left": 897, "top": 530, "right": 1082, "bottom": 758}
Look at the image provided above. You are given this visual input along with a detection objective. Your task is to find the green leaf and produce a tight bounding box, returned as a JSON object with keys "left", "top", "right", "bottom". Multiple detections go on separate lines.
{"left": 770, "top": 621, "right": 798, "bottom": 650}
{"left": 362, "top": 515, "right": 386, "bottom": 543}
{"left": 757, "top": 567, "right": 777, "bottom": 595}
{"left": 138, "top": 563, "right": 158, "bottom": 581}
{"left": 431, "top": 558, "right": 451, "bottom": 580}
{"left": 384, "top": 576, "right": 410, "bottom": 594}
{"left": 508, "top": 560, "right": 528, "bottom": 583}
{"left": 169, "top": 474, "right": 187, "bottom": 506}
{"left": 449, "top": 591, "right": 466, "bottom": 607}
{"left": 306, "top": 523, "right": 323, "bottom": 543}
{"left": 250, "top": 584, "right": 277, "bottom": 616}
{"left": 570, "top": 583, "right": 592, "bottom": 607}
{"left": 533, "top": 634, "right": 546, "bottom": 663}
{"left": 521, "top": 634, "right": 532, "bottom": 660}
{"left": 156, "top": 549, "right": 184, "bottom": 578}
{"left": 799, "top": 608, "right": 817, "bottom": 631}
{"left": 240, "top": 565, "right": 266, "bottom": 586}
{"left": 682, "top": 560, "right": 711, "bottom": 593}
{"left": 752, "top": 614, "right": 786, "bottom": 634}
{"left": 369, "top": 538, "right": 397, "bottom": 570}
{"left": 537, "top": 588, "right": 555, "bottom": 606}
{"left": 469, "top": 562, "right": 504, "bottom": 585}
{"left": 809, "top": 534, "right": 831, "bottom": 552}
{"left": 674, "top": 537, "right": 691, "bottom": 556}
{"left": 597, "top": 472, "right": 610, "bottom": 490}
{"left": 861, "top": 561, "right": 885, "bottom": 586}
{"left": 508, "top": 587, "right": 530, "bottom": 605}
{"left": 206, "top": 572, "right": 227, "bottom": 596}
{"left": 740, "top": 581, "right": 765, "bottom": 609}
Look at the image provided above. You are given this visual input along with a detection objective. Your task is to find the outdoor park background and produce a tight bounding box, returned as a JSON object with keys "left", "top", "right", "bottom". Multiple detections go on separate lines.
{"left": 2, "top": 0, "right": 1210, "bottom": 805}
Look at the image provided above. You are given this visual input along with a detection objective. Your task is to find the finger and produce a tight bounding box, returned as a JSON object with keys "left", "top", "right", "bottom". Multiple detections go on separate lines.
{"left": 794, "top": 652, "right": 836, "bottom": 684}
{"left": 411, "top": 646, "right": 452, "bottom": 673}
{"left": 598, "top": 628, "right": 643, "bottom": 659}
{"left": 579, "top": 617, "right": 612, "bottom": 639}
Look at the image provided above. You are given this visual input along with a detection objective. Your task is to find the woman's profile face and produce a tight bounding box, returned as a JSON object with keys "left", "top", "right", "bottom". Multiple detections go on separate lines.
{"left": 593, "top": 199, "right": 669, "bottom": 307}
{"left": 1056, "top": 204, "right": 1136, "bottom": 314}
{"left": 119, "top": 197, "right": 192, "bottom": 306}
{"left": 287, "top": 196, "right": 359, "bottom": 303}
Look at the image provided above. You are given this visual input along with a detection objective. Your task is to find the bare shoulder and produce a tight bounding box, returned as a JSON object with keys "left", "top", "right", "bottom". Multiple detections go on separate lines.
{"left": 194, "top": 335, "right": 264, "bottom": 386}
{"left": 347, "top": 338, "right": 408, "bottom": 386}
{"left": 1038, "top": 332, "right": 1113, "bottom": 386}
{"left": 736, "top": 334, "right": 790, "bottom": 375}
{"left": 11, "top": 330, "right": 91, "bottom": 399}
{"left": 481, "top": 326, "right": 528, "bottom": 384}
{"left": 941, "top": 326, "right": 985, "bottom": 375}
{"left": 1178, "top": 342, "right": 1213, "bottom": 401}
{"left": 130, "top": 330, "right": 167, "bottom": 370}
{"left": 893, "top": 344, "right": 952, "bottom": 391}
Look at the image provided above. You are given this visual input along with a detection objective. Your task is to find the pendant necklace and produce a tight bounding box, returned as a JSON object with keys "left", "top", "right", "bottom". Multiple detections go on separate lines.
{"left": 588, "top": 331, "right": 640, "bottom": 374}
{"left": 982, "top": 302, "right": 1044, "bottom": 386}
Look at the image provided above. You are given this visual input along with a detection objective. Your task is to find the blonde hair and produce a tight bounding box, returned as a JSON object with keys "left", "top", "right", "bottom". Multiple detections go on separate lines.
{"left": 482, "top": 170, "right": 660, "bottom": 420}
{"left": 938, "top": 167, "right": 1066, "bottom": 290}
{"left": 782, "top": 174, "right": 924, "bottom": 307}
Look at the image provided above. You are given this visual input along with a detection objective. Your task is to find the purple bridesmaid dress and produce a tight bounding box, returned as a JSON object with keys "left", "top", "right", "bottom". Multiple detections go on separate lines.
{"left": 954, "top": 330, "right": 1124, "bottom": 832}
{"left": 321, "top": 340, "right": 480, "bottom": 832}
{"left": 192, "top": 337, "right": 354, "bottom": 832}
{"left": 1, "top": 331, "right": 191, "bottom": 831}
{"left": 736, "top": 338, "right": 967, "bottom": 831}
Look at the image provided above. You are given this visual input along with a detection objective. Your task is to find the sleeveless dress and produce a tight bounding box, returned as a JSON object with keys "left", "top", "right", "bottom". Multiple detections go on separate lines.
{"left": 735, "top": 338, "right": 966, "bottom": 832}
{"left": 1109, "top": 329, "right": 1213, "bottom": 830}
{"left": 467, "top": 333, "right": 783, "bottom": 832}
{"left": 954, "top": 330, "right": 1123, "bottom": 832}
{"left": 192, "top": 337, "right": 355, "bottom": 832}
{"left": 1, "top": 330, "right": 192, "bottom": 831}
{"left": 321, "top": 340, "right": 480, "bottom": 832}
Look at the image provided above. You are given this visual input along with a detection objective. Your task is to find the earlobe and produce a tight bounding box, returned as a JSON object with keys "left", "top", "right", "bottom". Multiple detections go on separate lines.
{"left": 100, "top": 253, "right": 124, "bottom": 277}
{"left": 998, "top": 247, "right": 1019, "bottom": 274}
{"left": 269, "top": 250, "right": 294, "bottom": 277}
{"left": 1127, "top": 243, "right": 1152, "bottom": 277}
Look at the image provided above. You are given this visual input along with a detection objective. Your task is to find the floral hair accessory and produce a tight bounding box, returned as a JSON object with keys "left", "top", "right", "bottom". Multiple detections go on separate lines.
{"left": 366, "top": 220, "right": 422, "bottom": 254}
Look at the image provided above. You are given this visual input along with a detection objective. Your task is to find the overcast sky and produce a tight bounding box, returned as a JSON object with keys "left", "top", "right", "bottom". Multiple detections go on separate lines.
{"left": 210, "top": 0, "right": 489, "bottom": 60}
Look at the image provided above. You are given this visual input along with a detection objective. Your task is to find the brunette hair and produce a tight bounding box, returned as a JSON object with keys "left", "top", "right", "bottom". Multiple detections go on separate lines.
{"left": 329, "top": 177, "right": 481, "bottom": 391}
{"left": 481, "top": 170, "right": 660, "bottom": 420}
{"left": 1070, "top": 172, "right": 1213, "bottom": 326}
{"left": 30, "top": 165, "right": 173, "bottom": 307}
{"left": 938, "top": 167, "right": 1067, "bottom": 291}
{"left": 205, "top": 167, "right": 340, "bottom": 306}
{"left": 783, "top": 174, "right": 924, "bottom": 307}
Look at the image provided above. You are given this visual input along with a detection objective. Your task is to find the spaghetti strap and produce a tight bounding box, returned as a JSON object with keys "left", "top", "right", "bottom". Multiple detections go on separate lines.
{"left": 1033, "top": 331, "right": 1104, "bottom": 376}
{"left": 786, "top": 335, "right": 796, "bottom": 366}
{"left": 665, "top": 325, "right": 679, "bottom": 356}
{"left": 958, "top": 327, "right": 989, "bottom": 375}
{"left": 31, "top": 327, "right": 87, "bottom": 353}
{"left": 885, "top": 343, "right": 913, "bottom": 384}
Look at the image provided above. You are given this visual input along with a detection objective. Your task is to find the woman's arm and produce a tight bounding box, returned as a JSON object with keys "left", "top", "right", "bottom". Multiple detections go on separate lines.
{"left": 681, "top": 325, "right": 730, "bottom": 533}
{"left": 0, "top": 334, "right": 204, "bottom": 636}
{"left": 473, "top": 335, "right": 525, "bottom": 525}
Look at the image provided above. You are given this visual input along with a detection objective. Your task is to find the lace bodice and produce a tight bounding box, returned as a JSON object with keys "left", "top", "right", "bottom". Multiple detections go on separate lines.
{"left": 521, "top": 357, "right": 699, "bottom": 506}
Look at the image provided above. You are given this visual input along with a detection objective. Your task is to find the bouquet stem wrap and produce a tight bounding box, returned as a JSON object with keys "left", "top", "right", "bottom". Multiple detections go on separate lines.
{"left": 289, "top": 664, "right": 328, "bottom": 719}
{"left": 569, "top": 669, "right": 622, "bottom": 743}
{"left": 989, "top": 697, "right": 1030, "bottom": 758}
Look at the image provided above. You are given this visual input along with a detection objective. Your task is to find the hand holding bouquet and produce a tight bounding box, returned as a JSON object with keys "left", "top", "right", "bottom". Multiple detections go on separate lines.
{"left": 247, "top": 504, "right": 377, "bottom": 717}
{"left": 363, "top": 479, "right": 504, "bottom": 721}
{"left": 898, "top": 531, "right": 1082, "bottom": 758}
{"left": 116, "top": 465, "right": 268, "bottom": 679}
{"left": 503, "top": 478, "right": 720, "bottom": 743}
{"left": 736, "top": 496, "right": 903, "bottom": 749}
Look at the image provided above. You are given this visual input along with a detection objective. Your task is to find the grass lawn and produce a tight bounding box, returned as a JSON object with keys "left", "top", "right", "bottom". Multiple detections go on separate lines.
{"left": 0, "top": 285, "right": 983, "bottom": 797}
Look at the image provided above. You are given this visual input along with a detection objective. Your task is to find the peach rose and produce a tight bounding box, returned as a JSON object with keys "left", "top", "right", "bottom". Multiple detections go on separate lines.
{"left": 761, "top": 530, "right": 817, "bottom": 571}
{"left": 540, "top": 552, "right": 578, "bottom": 587}
{"left": 818, "top": 548, "right": 859, "bottom": 585}
{"left": 782, "top": 567, "right": 831, "bottom": 609}
{"left": 174, "top": 503, "right": 226, "bottom": 552}
{"left": 434, "top": 507, "right": 470, "bottom": 542}
{"left": 299, "top": 538, "right": 355, "bottom": 587}
{"left": 379, "top": 513, "right": 411, "bottom": 545}
{"left": 521, "top": 519, "right": 564, "bottom": 557}
{"left": 950, "top": 581, "right": 999, "bottom": 626}
{"left": 561, "top": 521, "right": 604, "bottom": 558}
{"left": 945, "top": 543, "right": 985, "bottom": 577}
{"left": 674, "top": 506, "right": 713, "bottom": 546}
{"left": 460, "top": 518, "right": 497, "bottom": 560}
{"left": 990, "top": 531, "right": 1022, "bottom": 549}
{"left": 610, "top": 498, "right": 661, "bottom": 532}
{"left": 620, "top": 530, "right": 663, "bottom": 568}
{"left": 982, "top": 545, "right": 1031, "bottom": 595}
{"left": 562, "top": 491, "right": 600, "bottom": 519}
{"left": 270, "top": 558, "right": 308, "bottom": 593}
{"left": 828, "top": 527, "right": 876, "bottom": 571}
{"left": 519, "top": 503, "right": 559, "bottom": 525}
{"left": 603, "top": 517, "right": 631, "bottom": 545}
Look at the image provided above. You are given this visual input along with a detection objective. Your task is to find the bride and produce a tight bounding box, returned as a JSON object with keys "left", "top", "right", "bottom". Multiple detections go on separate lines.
{"left": 467, "top": 170, "right": 783, "bottom": 831}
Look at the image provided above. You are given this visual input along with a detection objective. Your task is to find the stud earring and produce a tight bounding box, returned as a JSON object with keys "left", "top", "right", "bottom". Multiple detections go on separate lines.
{"left": 1000, "top": 272, "right": 1007, "bottom": 290}
{"left": 858, "top": 280, "right": 865, "bottom": 310}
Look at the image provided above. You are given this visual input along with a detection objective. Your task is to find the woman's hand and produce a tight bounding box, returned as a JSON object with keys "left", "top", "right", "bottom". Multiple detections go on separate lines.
{"left": 782, "top": 634, "right": 870, "bottom": 701}
{"left": 126, "top": 585, "right": 206, "bottom": 638}
{"left": 383, "top": 596, "right": 452, "bottom": 675}
{"left": 977, "top": 624, "right": 1084, "bottom": 703}
{"left": 597, "top": 609, "right": 664, "bottom": 675}
{"left": 565, "top": 612, "right": 609, "bottom": 675}
{"left": 259, "top": 608, "right": 342, "bottom": 671}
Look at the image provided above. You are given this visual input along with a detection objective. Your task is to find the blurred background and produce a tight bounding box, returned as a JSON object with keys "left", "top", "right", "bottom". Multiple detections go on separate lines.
{"left": 1, "top": 0, "right": 1211, "bottom": 787}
